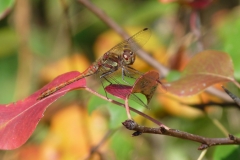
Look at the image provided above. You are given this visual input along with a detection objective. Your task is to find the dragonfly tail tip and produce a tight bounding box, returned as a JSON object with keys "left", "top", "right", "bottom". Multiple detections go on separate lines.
{"left": 143, "top": 28, "right": 148, "bottom": 31}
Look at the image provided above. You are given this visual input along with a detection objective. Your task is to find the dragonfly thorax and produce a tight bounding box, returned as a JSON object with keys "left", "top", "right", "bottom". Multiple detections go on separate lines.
{"left": 122, "top": 49, "right": 136, "bottom": 65}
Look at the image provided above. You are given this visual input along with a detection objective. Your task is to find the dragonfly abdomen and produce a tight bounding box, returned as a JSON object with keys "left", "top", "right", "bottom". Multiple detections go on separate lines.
{"left": 37, "top": 64, "right": 99, "bottom": 100}
{"left": 37, "top": 75, "right": 80, "bottom": 100}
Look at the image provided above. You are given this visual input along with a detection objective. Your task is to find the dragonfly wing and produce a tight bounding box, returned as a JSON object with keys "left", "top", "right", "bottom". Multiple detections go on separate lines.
{"left": 122, "top": 66, "right": 167, "bottom": 93}
{"left": 122, "top": 66, "right": 143, "bottom": 80}
{"left": 99, "top": 69, "right": 149, "bottom": 108}
{"left": 108, "top": 28, "right": 151, "bottom": 55}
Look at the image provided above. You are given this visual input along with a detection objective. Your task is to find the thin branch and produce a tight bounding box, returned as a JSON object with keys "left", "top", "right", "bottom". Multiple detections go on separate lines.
{"left": 85, "top": 129, "right": 117, "bottom": 160}
{"left": 206, "top": 87, "right": 233, "bottom": 102}
{"left": 84, "top": 87, "right": 168, "bottom": 128}
{"left": 189, "top": 101, "right": 240, "bottom": 110}
{"left": 59, "top": 0, "right": 74, "bottom": 52}
{"left": 190, "top": 10, "right": 203, "bottom": 53}
{"left": 77, "top": 0, "right": 169, "bottom": 77}
{"left": 86, "top": 86, "right": 240, "bottom": 150}
{"left": 212, "top": 118, "right": 229, "bottom": 137}
{"left": 222, "top": 86, "right": 240, "bottom": 106}
{"left": 122, "top": 119, "right": 240, "bottom": 150}
{"left": 0, "top": 8, "right": 11, "bottom": 20}
{"left": 13, "top": 0, "right": 33, "bottom": 100}
{"left": 197, "top": 149, "right": 207, "bottom": 160}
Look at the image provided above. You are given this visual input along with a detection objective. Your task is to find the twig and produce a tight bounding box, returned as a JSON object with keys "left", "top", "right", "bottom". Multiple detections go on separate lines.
{"left": 206, "top": 87, "right": 233, "bottom": 102}
{"left": 190, "top": 10, "right": 203, "bottom": 53}
{"left": 0, "top": 8, "right": 11, "bottom": 20}
{"left": 222, "top": 86, "right": 240, "bottom": 106}
{"left": 212, "top": 118, "right": 229, "bottom": 137}
{"left": 85, "top": 129, "right": 117, "bottom": 160}
{"left": 84, "top": 87, "right": 168, "bottom": 128}
{"left": 86, "top": 86, "right": 240, "bottom": 150}
{"left": 122, "top": 119, "right": 240, "bottom": 150}
{"left": 13, "top": 0, "right": 33, "bottom": 100}
{"left": 197, "top": 149, "right": 207, "bottom": 160}
{"left": 59, "top": 0, "right": 74, "bottom": 52}
{"left": 77, "top": 0, "right": 169, "bottom": 77}
{"left": 189, "top": 101, "right": 240, "bottom": 110}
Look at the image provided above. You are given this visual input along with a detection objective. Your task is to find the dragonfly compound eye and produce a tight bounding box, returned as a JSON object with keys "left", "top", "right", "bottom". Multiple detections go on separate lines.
{"left": 122, "top": 49, "right": 135, "bottom": 65}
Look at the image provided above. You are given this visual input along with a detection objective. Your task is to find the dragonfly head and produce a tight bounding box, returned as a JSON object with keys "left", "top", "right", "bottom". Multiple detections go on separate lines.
{"left": 122, "top": 49, "right": 136, "bottom": 65}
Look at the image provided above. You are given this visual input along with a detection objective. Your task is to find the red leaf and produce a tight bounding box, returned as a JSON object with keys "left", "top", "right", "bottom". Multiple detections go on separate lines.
{"left": 165, "top": 50, "right": 235, "bottom": 96}
{"left": 0, "top": 71, "right": 86, "bottom": 150}
{"left": 159, "top": 0, "right": 213, "bottom": 9}
{"left": 105, "top": 85, "right": 132, "bottom": 100}
{"left": 187, "top": 0, "right": 213, "bottom": 9}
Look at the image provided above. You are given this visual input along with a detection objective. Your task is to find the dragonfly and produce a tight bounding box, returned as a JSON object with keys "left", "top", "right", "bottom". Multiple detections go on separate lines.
{"left": 37, "top": 28, "right": 155, "bottom": 106}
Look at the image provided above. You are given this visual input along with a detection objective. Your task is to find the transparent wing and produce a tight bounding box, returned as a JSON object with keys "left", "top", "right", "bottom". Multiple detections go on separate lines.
{"left": 100, "top": 71, "right": 149, "bottom": 108}
{"left": 108, "top": 28, "right": 151, "bottom": 55}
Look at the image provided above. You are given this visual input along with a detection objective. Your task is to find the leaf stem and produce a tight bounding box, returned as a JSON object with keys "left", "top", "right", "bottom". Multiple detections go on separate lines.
{"left": 84, "top": 87, "right": 168, "bottom": 128}
{"left": 212, "top": 118, "right": 229, "bottom": 137}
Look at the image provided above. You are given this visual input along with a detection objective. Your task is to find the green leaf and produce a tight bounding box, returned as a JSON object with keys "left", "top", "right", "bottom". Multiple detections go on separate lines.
{"left": 166, "top": 70, "right": 181, "bottom": 82}
{"left": 216, "top": 11, "right": 240, "bottom": 80}
{"left": 213, "top": 145, "right": 240, "bottom": 160}
{"left": 0, "top": 0, "right": 15, "bottom": 19}
{"left": 107, "top": 104, "right": 128, "bottom": 129}
{"left": 87, "top": 89, "right": 107, "bottom": 114}
{"left": 29, "top": 28, "right": 53, "bottom": 56}
{"left": 0, "top": 53, "right": 17, "bottom": 103}
{"left": 125, "top": 1, "right": 177, "bottom": 25}
{"left": 0, "top": 28, "right": 18, "bottom": 57}
{"left": 110, "top": 130, "right": 135, "bottom": 160}
{"left": 107, "top": 96, "right": 145, "bottom": 129}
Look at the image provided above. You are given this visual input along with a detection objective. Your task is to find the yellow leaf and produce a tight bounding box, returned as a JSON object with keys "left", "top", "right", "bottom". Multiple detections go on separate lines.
{"left": 40, "top": 53, "right": 90, "bottom": 82}
{"left": 39, "top": 104, "right": 108, "bottom": 160}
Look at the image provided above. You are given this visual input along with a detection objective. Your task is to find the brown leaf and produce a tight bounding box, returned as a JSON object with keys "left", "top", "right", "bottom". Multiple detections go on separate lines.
{"left": 165, "top": 50, "right": 235, "bottom": 96}
{"left": 132, "top": 71, "right": 160, "bottom": 104}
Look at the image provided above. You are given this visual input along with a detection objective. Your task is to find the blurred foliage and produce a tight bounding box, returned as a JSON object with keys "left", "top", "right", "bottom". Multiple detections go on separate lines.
{"left": 214, "top": 145, "right": 240, "bottom": 160}
{"left": 213, "top": 133, "right": 240, "bottom": 160}
{"left": 215, "top": 9, "right": 240, "bottom": 79}
{"left": 0, "top": 0, "right": 15, "bottom": 18}
{"left": 1, "top": 0, "right": 240, "bottom": 159}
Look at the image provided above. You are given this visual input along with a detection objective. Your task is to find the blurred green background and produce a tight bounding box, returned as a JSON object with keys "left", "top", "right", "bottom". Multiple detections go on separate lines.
{"left": 1, "top": 0, "right": 240, "bottom": 159}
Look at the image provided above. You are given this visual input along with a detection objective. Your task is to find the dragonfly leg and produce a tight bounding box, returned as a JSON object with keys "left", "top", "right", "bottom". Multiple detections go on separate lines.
{"left": 99, "top": 77, "right": 110, "bottom": 99}
{"left": 124, "top": 66, "right": 143, "bottom": 77}
{"left": 121, "top": 66, "right": 142, "bottom": 84}
{"left": 121, "top": 68, "right": 131, "bottom": 85}
{"left": 100, "top": 65, "right": 118, "bottom": 79}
